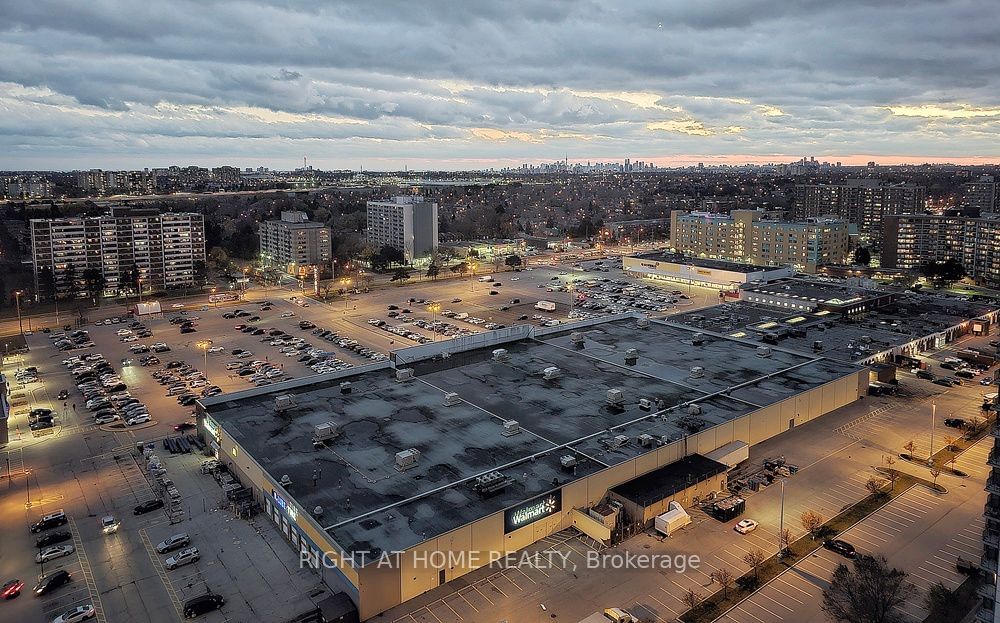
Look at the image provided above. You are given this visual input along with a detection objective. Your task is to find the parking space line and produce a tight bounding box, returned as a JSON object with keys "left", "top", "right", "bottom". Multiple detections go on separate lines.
{"left": 634, "top": 603, "right": 668, "bottom": 623}
{"left": 68, "top": 518, "right": 108, "bottom": 623}
{"left": 757, "top": 591, "right": 795, "bottom": 612}
{"left": 734, "top": 604, "right": 769, "bottom": 623}
{"left": 139, "top": 527, "right": 184, "bottom": 619}
{"left": 647, "top": 593, "right": 678, "bottom": 616}
{"left": 469, "top": 582, "right": 494, "bottom": 606}
{"left": 775, "top": 576, "right": 815, "bottom": 599}
{"left": 438, "top": 597, "right": 463, "bottom": 621}
{"left": 768, "top": 584, "right": 804, "bottom": 605}
{"left": 453, "top": 589, "right": 479, "bottom": 613}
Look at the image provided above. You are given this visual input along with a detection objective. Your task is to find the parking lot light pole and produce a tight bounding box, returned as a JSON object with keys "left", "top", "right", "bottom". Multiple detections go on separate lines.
{"left": 928, "top": 402, "right": 936, "bottom": 466}
{"left": 14, "top": 290, "right": 23, "bottom": 336}
{"left": 778, "top": 478, "right": 786, "bottom": 558}
{"left": 197, "top": 340, "right": 212, "bottom": 382}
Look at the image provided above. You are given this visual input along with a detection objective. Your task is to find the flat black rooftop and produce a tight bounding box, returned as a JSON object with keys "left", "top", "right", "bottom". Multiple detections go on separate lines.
{"left": 202, "top": 316, "right": 863, "bottom": 558}
{"left": 630, "top": 252, "right": 782, "bottom": 273}
{"left": 742, "top": 278, "right": 891, "bottom": 306}
{"left": 611, "top": 454, "right": 728, "bottom": 507}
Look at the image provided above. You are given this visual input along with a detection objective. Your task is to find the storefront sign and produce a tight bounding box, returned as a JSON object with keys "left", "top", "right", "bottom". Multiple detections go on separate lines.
{"left": 272, "top": 490, "right": 287, "bottom": 512}
{"left": 504, "top": 490, "right": 562, "bottom": 533}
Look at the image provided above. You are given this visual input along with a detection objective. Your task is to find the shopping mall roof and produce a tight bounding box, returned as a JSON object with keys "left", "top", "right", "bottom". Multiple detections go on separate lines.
{"left": 630, "top": 252, "right": 780, "bottom": 274}
{"left": 201, "top": 316, "right": 863, "bottom": 558}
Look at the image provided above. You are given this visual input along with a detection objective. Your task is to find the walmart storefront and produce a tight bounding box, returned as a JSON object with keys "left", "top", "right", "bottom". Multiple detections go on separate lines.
{"left": 623, "top": 254, "right": 793, "bottom": 290}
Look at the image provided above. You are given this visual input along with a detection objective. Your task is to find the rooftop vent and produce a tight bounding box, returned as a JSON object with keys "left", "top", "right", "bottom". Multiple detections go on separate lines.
{"left": 638, "top": 398, "right": 653, "bottom": 411}
{"left": 492, "top": 348, "right": 510, "bottom": 362}
{"left": 756, "top": 346, "right": 772, "bottom": 358}
{"left": 340, "top": 381, "right": 352, "bottom": 394}
{"left": 274, "top": 394, "right": 295, "bottom": 413}
{"left": 395, "top": 368, "right": 414, "bottom": 382}
{"left": 624, "top": 348, "right": 638, "bottom": 364}
{"left": 502, "top": 420, "right": 521, "bottom": 436}
{"left": 571, "top": 332, "right": 584, "bottom": 344}
{"left": 312, "top": 422, "right": 339, "bottom": 446}
{"left": 443, "top": 392, "right": 462, "bottom": 407}
{"left": 312, "top": 506, "right": 324, "bottom": 518}
{"left": 638, "top": 433, "right": 655, "bottom": 448}
{"left": 813, "top": 340, "right": 824, "bottom": 351}
{"left": 637, "top": 318, "right": 650, "bottom": 328}
{"left": 560, "top": 455, "right": 579, "bottom": 470}
{"left": 394, "top": 448, "right": 420, "bottom": 471}
{"left": 611, "top": 435, "right": 629, "bottom": 448}
{"left": 692, "top": 332, "right": 705, "bottom": 345}
{"left": 687, "top": 404, "right": 702, "bottom": 416}
{"left": 690, "top": 366, "right": 705, "bottom": 378}
{"left": 542, "top": 366, "right": 562, "bottom": 380}
{"left": 473, "top": 471, "right": 511, "bottom": 495}
{"left": 606, "top": 388, "right": 626, "bottom": 408}
{"left": 279, "top": 474, "right": 292, "bottom": 488}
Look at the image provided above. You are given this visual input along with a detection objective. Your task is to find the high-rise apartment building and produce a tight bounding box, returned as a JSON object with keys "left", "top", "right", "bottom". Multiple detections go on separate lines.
{"left": 30, "top": 207, "right": 206, "bottom": 298}
{"left": 366, "top": 196, "right": 439, "bottom": 262}
{"left": 793, "top": 179, "right": 926, "bottom": 245}
{"left": 670, "top": 209, "right": 849, "bottom": 273}
{"left": 961, "top": 175, "right": 998, "bottom": 216}
{"left": 882, "top": 213, "right": 1000, "bottom": 287}
{"left": 259, "top": 211, "right": 332, "bottom": 276}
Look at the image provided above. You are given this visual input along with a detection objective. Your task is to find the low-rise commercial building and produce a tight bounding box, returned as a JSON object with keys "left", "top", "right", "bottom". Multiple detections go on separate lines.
{"left": 624, "top": 253, "right": 793, "bottom": 289}
{"left": 259, "top": 211, "right": 332, "bottom": 277}
{"left": 198, "top": 316, "right": 867, "bottom": 619}
{"left": 669, "top": 210, "right": 849, "bottom": 272}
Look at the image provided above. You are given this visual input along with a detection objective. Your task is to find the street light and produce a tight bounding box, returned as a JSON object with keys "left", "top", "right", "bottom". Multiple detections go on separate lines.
{"left": 14, "top": 290, "right": 23, "bottom": 336}
{"left": 197, "top": 340, "right": 213, "bottom": 382}
{"left": 778, "top": 478, "right": 787, "bottom": 557}
{"left": 427, "top": 303, "right": 441, "bottom": 340}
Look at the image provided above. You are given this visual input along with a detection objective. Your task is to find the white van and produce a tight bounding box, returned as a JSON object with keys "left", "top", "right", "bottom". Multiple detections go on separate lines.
{"left": 454, "top": 312, "right": 469, "bottom": 320}
{"left": 477, "top": 275, "right": 494, "bottom": 282}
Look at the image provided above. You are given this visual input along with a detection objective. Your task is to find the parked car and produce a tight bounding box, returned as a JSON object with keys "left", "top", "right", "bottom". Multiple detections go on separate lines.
{"left": 33, "top": 569, "right": 71, "bottom": 595}
{"left": 823, "top": 539, "right": 857, "bottom": 558}
{"left": 944, "top": 418, "right": 966, "bottom": 428}
{"left": 156, "top": 533, "right": 191, "bottom": 554}
{"left": 165, "top": 547, "right": 201, "bottom": 570}
{"left": 35, "top": 530, "right": 72, "bottom": 548}
{"left": 36, "top": 544, "right": 75, "bottom": 563}
{"left": 133, "top": 499, "right": 164, "bottom": 515}
{"left": 734, "top": 519, "right": 759, "bottom": 534}
{"left": 183, "top": 593, "right": 225, "bottom": 618}
{"left": 52, "top": 605, "right": 95, "bottom": 623}
{"left": 30, "top": 509, "right": 67, "bottom": 533}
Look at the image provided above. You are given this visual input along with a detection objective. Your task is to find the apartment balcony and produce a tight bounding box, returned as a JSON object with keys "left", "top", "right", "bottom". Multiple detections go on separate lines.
{"left": 978, "top": 579, "right": 998, "bottom": 601}
{"left": 977, "top": 604, "right": 996, "bottom": 623}
{"left": 990, "top": 449, "right": 1000, "bottom": 469}
{"left": 986, "top": 530, "right": 1000, "bottom": 548}
{"left": 984, "top": 552, "right": 999, "bottom": 574}
{"left": 984, "top": 500, "right": 1000, "bottom": 524}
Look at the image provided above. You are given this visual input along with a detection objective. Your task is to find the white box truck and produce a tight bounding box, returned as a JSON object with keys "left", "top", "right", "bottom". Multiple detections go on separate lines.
{"left": 654, "top": 501, "right": 692, "bottom": 536}
{"left": 705, "top": 440, "right": 750, "bottom": 469}
{"left": 478, "top": 275, "right": 494, "bottom": 282}
{"left": 535, "top": 300, "right": 556, "bottom": 312}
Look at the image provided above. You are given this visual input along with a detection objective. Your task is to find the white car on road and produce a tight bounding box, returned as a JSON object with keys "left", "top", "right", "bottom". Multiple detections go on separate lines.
{"left": 171, "top": 303, "right": 185, "bottom": 308}
{"left": 208, "top": 346, "right": 224, "bottom": 353}
{"left": 280, "top": 312, "right": 295, "bottom": 317}
{"left": 36, "top": 544, "right": 75, "bottom": 563}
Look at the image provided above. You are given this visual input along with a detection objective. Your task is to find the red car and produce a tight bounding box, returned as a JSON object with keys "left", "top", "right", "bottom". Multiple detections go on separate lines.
{"left": 174, "top": 422, "right": 196, "bottom": 432}
{"left": 2, "top": 579, "right": 24, "bottom": 599}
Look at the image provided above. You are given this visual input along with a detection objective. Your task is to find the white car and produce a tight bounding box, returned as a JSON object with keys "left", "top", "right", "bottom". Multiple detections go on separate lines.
{"left": 101, "top": 515, "right": 120, "bottom": 534}
{"left": 171, "top": 303, "right": 185, "bottom": 308}
{"left": 190, "top": 379, "right": 208, "bottom": 388}
{"left": 165, "top": 546, "right": 200, "bottom": 570}
{"left": 734, "top": 519, "right": 759, "bottom": 534}
{"left": 235, "top": 351, "right": 253, "bottom": 358}
{"left": 225, "top": 362, "right": 243, "bottom": 370}
{"left": 121, "top": 335, "right": 138, "bottom": 343}
{"left": 116, "top": 329, "right": 132, "bottom": 336}
{"left": 280, "top": 312, "right": 295, "bottom": 318}
{"left": 208, "top": 346, "right": 224, "bottom": 353}
{"left": 127, "top": 414, "right": 151, "bottom": 426}
{"left": 36, "top": 544, "right": 75, "bottom": 563}
{"left": 95, "top": 413, "right": 120, "bottom": 425}
{"left": 52, "top": 605, "right": 96, "bottom": 623}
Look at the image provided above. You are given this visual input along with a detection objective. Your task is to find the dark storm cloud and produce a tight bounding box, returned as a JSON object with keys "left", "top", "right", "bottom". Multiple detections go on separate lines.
{"left": 1, "top": 0, "right": 999, "bottom": 169}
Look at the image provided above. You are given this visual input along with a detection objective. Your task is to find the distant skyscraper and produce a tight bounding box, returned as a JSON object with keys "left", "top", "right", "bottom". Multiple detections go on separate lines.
{"left": 366, "top": 196, "right": 439, "bottom": 261}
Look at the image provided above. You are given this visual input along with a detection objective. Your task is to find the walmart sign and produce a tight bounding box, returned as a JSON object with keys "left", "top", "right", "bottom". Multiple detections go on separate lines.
{"left": 504, "top": 490, "right": 562, "bottom": 533}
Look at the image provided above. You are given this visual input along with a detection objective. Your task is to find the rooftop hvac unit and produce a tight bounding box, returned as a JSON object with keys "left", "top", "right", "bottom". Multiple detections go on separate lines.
{"left": 637, "top": 317, "right": 650, "bottom": 328}
{"left": 611, "top": 435, "right": 629, "bottom": 448}
{"left": 692, "top": 332, "right": 705, "bottom": 345}
{"left": 813, "top": 340, "right": 824, "bottom": 351}
{"left": 340, "top": 381, "right": 352, "bottom": 394}
{"left": 312, "top": 422, "right": 339, "bottom": 445}
{"left": 395, "top": 368, "right": 414, "bottom": 382}
{"left": 502, "top": 420, "right": 521, "bottom": 436}
{"left": 860, "top": 335, "right": 872, "bottom": 344}
{"left": 443, "top": 392, "right": 462, "bottom": 406}
{"left": 638, "top": 398, "right": 653, "bottom": 411}
{"left": 606, "top": 388, "right": 625, "bottom": 407}
{"left": 473, "top": 471, "right": 511, "bottom": 495}
{"left": 638, "top": 433, "right": 655, "bottom": 448}
{"left": 756, "top": 346, "right": 772, "bottom": 358}
{"left": 274, "top": 394, "right": 295, "bottom": 412}
{"left": 624, "top": 348, "right": 638, "bottom": 363}
{"left": 687, "top": 404, "right": 702, "bottom": 416}
{"left": 560, "top": 455, "right": 579, "bottom": 469}
{"left": 394, "top": 448, "right": 420, "bottom": 471}
{"left": 542, "top": 366, "right": 562, "bottom": 380}
{"left": 312, "top": 506, "right": 324, "bottom": 518}
{"left": 571, "top": 332, "right": 584, "bottom": 344}
{"left": 279, "top": 474, "right": 292, "bottom": 488}
{"left": 492, "top": 348, "right": 510, "bottom": 362}
{"left": 690, "top": 366, "right": 705, "bottom": 378}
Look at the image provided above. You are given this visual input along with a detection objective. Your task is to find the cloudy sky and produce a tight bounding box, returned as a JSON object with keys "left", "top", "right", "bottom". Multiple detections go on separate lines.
{"left": 2, "top": 0, "right": 999, "bottom": 170}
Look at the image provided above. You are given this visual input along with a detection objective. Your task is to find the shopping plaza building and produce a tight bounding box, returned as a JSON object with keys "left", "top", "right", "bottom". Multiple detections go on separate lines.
{"left": 198, "top": 315, "right": 868, "bottom": 619}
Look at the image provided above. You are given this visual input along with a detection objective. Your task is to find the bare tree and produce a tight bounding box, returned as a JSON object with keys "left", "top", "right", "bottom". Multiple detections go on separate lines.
{"left": 865, "top": 477, "right": 887, "bottom": 497}
{"left": 801, "top": 510, "right": 825, "bottom": 539}
{"left": 929, "top": 467, "right": 942, "bottom": 488}
{"left": 943, "top": 435, "right": 957, "bottom": 452}
{"left": 742, "top": 547, "right": 766, "bottom": 584}
{"left": 822, "top": 554, "right": 915, "bottom": 623}
{"left": 682, "top": 588, "right": 703, "bottom": 610}
{"left": 903, "top": 440, "right": 916, "bottom": 457}
{"left": 779, "top": 528, "right": 792, "bottom": 555}
{"left": 710, "top": 568, "right": 735, "bottom": 599}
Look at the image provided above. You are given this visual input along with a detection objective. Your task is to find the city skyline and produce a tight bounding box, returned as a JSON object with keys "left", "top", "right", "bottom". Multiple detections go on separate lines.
{"left": 3, "top": 1, "right": 1000, "bottom": 170}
